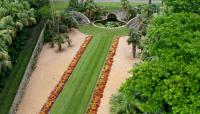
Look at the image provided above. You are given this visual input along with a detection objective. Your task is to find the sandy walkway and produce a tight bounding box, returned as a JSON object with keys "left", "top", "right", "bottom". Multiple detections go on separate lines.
{"left": 16, "top": 29, "right": 86, "bottom": 114}
{"left": 97, "top": 36, "right": 140, "bottom": 114}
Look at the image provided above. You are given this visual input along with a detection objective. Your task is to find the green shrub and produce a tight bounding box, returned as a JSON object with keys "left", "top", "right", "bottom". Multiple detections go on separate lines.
{"left": 28, "top": 0, "right": 48, "bottom": 9}
{"left": 163, "top": 0, "right": 200, "bottom": 14}
{"left": 143, "top": 13, "right": 200, "bottom": 61}
{"left": 114, "top": 13, "right": 200, "bottom": 114}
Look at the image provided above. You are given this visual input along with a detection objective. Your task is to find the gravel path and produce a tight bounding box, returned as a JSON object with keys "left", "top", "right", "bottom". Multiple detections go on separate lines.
{"left": 16, "top": 29, "right": 86, "bottom": 114}
{"left": 97, "top": 36, "right": 140, "bottom": 114}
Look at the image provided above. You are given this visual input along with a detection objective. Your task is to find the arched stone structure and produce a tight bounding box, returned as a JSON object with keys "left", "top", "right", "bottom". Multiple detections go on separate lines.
{"left": 69, "top": 11, "right": 91, "bottom": 24}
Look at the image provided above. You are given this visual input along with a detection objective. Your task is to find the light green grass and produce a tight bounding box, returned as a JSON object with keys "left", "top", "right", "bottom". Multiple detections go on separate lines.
{"left": 50, "top": 25, "right": 128, "bottom": 114}
{"left": 97, "top": 2, "right": 146, "bottom": 10}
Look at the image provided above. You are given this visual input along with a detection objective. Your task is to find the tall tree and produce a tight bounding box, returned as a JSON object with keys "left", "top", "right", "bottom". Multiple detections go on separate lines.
{"left": 85, "top": 0, "right": 97, "bottom": 20}
{"left": 148, "top": 0, "right": 152, "bottom": 17}
{"left": 69, "top": 0, "right": 78, "bottom": 8}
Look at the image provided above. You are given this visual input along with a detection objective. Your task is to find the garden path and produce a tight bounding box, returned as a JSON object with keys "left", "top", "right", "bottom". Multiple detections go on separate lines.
{"left": 16, "top": 29, "right": 86, "bottom": 114}
{"left": 97, "top": 36, "right": 140, "bottom": 114}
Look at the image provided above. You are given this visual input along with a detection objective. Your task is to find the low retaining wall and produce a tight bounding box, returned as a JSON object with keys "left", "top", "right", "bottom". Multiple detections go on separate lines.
{"left": 87, "top": 37, "right": 120, "bottom": 114}
{"left": 9, "top": 24, "right": 46, "bottom": 114}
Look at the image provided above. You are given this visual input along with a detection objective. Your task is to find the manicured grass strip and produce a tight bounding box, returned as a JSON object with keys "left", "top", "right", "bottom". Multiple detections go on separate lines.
{"left": 49, "top": 25, "right": 128, "bottom": 114}
{"left": 40, "top": 36, "right": 92, "bottom": 114}
{"left": 87, "top": 37, "right": 120, "bottom": 114}
{"left": 0, "top": 23, "right": 44, "bottom": 114}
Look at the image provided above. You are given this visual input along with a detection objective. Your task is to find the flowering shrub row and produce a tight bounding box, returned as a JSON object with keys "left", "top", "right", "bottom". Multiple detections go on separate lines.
{"left": 87, "top": 37, "right": 120, "bottom": 114}
{"left": 39, "top": 35, "right": 93, "bottom": 114}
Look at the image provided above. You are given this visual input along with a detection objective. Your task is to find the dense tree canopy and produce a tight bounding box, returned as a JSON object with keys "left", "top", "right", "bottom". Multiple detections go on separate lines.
{"left": 163, "top": 0, "right": 200, "bottom": 14}
{"left": 0, "top": 0, "right": 36, "bottom": 71}
{"left": 118, "top": 13, "right": 200, "bottom": 114}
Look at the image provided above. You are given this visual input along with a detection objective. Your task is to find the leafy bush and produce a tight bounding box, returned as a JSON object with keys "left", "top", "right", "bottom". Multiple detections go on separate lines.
{"left": 163, "top": 0, "right": 200, "bottom": 14}
{"left": 112, "top": 13, "right": 200, "bottom": 114}
{"left": 143, "top": 13, "right": 200, "bottom": 61}
{"left": 0, "top": 0, "right": 37, "bottom": 71}
{"left": 28, "top": 0, "right": 48, "bottom": 9}
{"left": 110, "top": 93, "right": 142, "bottom": 114}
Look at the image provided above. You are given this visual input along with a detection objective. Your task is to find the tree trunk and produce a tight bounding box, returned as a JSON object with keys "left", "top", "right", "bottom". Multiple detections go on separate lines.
{"left": 132, "top": 44, "right": 136, "bottom": 58}
{"left": 59, "top": 44, "right": 62, "bottom": 51}
{"left": 51, "top": 42, "right": 54, "bottom": 48}
{"left": 67, "top": 41, "right": 71, "bottom": 47}
{"left": 148, "top": 0, "right": 152, "bottom": 17}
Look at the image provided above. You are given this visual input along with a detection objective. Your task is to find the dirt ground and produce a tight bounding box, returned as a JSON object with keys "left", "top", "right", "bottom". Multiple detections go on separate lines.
{"left": 16, "top": 29, "right": 86, "bottom": 114}
{"left": 97, "top": 36, "right": 140, "bottom": 114}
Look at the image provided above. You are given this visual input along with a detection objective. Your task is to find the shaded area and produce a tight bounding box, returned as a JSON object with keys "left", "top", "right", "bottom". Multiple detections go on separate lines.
{"left": 0, "top": 22, "right": 44, "bottom": 114}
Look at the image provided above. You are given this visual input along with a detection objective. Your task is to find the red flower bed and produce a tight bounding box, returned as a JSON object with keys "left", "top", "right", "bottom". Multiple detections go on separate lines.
{"left": 39, "top": 35, "right": 93, "bottom": 114}
{"left": 87, "top": 37, "right": 120, "bottom": 114}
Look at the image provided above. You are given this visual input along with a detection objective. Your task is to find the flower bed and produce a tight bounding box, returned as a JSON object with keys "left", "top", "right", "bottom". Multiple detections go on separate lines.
{"left": 87, "top": 37, "right": 120, "bottom": 114}
{"left": 39, "top": 35, "right": 93, "bottom": 114}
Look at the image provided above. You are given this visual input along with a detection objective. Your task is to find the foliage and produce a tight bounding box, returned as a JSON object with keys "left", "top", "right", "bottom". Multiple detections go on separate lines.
{"left": 135, "top": 4, "right": 160, "bottom": 17}
{"left": 143, "top": 13, "right": 200, "bottom": 60}
{"left": 120, "top": 0, "right": 130, "bottom": 12}
{"left": 0, "top": 0, "right": 36, "bottom": 71}
{"left": 9, "top": 30, "right": 30, "bottom": 64}
{"left": 110, "top": 93, "right": 140, "bottom": 114}
{"left": 0, "top": 22, "right": 44, "bottom": 114}
{"left": 85, "top": 0, "right": 98, "bottom": 20}
{"left": 44, "top": 11, "right": 77, "bottom": 46}
{"left": 163, "top": 0, "right": 200, "bottom": 14}
{"left": 69, "top": 0, "right": 78, "bottom": 9}
{"left": 117, "top": 13, "right": 200, "bottom": 114}
{"left": 127, "top": 29, "right": 141, "bottom": 58}
{"left": 28, "top": 0, "right": 48, "bottom": 9}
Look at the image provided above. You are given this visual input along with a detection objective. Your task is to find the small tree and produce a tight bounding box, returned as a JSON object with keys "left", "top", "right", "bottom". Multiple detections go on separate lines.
{"left": 69, "top": 0, "right": 78, "bottom": 8}
{"left": 121, "top": 0, "right": 130, "bottom": 12}
{"left": 127, "top": 29, "right": 141, "bottom": 58}
{"left": 85, "top": 0, "right": 97, "bottom": 20}
{"left": 65, "top": 33, "right": 71, "bottom": 47}
{"left": 54, "top": 34, "right": 65, "bottom": 51}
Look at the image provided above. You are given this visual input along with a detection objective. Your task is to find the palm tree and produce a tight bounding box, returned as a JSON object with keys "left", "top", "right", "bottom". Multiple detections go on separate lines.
{"left": 121, "top": 0, "right": 130, "bottom": 12}
{"left": 54, "top": 34, "right": 65, "bottom": 51}
{"left": 69, "top": 0, "right": 78, "bottom": 8}
{"left": 65, "top": 33, "right": 71, "bottom": 47}
{"left": 47, "top": 19, "right": 55, "bottom": 48}
{"left": 127, "top": 29, "right": 141, "bottom": 58}
{"left": 85, "top": 0, "right": 96, "bottom": 20}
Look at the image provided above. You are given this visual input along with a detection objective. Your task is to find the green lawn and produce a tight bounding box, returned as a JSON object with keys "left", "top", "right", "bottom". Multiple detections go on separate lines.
{"left": 0, "top": 23, "right": 44, "bottom": 114}
{"left": 97, "top": 2, "right": 146, "bottom": 10}
{"left": 39, "top": 1, "right": 150, "bottom": 13}
{"left": 50, "top": 25, "right": 128, "bottom": 114}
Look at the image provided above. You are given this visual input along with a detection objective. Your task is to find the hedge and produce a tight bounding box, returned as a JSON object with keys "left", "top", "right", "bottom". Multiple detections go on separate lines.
{"left": 118, "top": 13, "right": 200, "bottom": 114}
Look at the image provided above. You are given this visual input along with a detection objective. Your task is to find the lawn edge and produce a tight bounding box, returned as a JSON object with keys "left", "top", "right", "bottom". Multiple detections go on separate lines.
{"left": 39, "top": 35, "right": 93, "bottom": 114}
{"left": 86, "top": 36, "right": 120, "bottom": 114}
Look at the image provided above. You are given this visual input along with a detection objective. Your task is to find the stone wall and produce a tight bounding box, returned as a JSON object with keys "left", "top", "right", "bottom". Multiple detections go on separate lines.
{"left": 9, "top": 24, "right": 46, "bottom": 114}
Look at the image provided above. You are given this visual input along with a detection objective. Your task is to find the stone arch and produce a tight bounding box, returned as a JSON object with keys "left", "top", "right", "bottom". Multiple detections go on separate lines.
{"left": 69, "top": 11, "right": 91, "bottom": 24}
